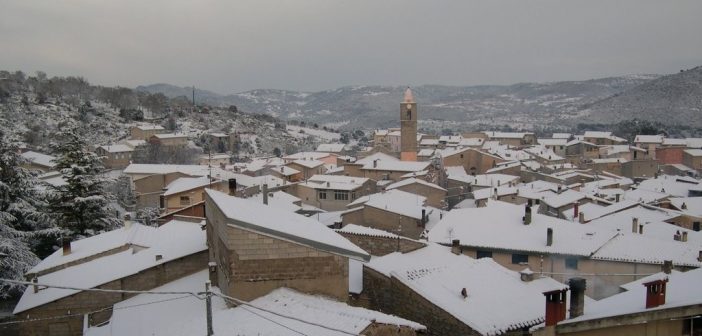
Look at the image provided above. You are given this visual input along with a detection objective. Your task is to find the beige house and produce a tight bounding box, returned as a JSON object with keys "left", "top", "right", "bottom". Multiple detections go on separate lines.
{"left": 427, "top": 201, "right": 701, "bottom": 299}
{"left": 12, "top": 219, "right": 208, "bottom": 336}
{"left": 441, "top": 147, "right": 505, "bottom": 175}
{"left": 149, "top": 133, "right": 188, "bottom": 147}
{"left": 20, "top": 151, "right": 56, "bottom": 173}
{"left": 533, "top": 269, "right": 702, "bottom": 336}
{"left": 286, "top": 159, "right": 327, "bottom": 179}
{"left": 385, "top": 178, "right": 447, "bottom": 208}
{"left": 96, "top": 144, "right": 133, "bottom": 169}
{"left": 162, "top": 176, "right": 229, "bottom": 213}
{"left": 129, "top": 124, "right": 166, "bottom": 140}
{"left": 683, "top": 149, "right": 702, "bottom": 172}
{"left": 291, "top": 175, "right": 375, "bottom": 211}
{"left": 205, "top": 189, "right": 369, "bottom": 302}
{"left": 485, "top": 131, "right": 537, "bottom": 147}
{"left": 341, "top": 189, "right": 444, "bottom": 240}
{"left": 581, "top": 131, "right": 627, "bottom": 146}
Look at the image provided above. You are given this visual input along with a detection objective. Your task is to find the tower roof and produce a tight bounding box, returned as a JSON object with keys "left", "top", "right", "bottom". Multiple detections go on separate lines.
{"left": 403, "top": 87, "right": 414, "bottom": 103}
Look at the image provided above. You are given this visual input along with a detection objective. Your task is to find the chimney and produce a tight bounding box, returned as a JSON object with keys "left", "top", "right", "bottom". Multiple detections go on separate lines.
{"left": 643, "top": 278, "right": 668, "bottom": 309}
{"left": 698, "top": 250, "right": 702, "bottom": 262}
{"left": 632, "top": 218, "right": 639, "bottom": 233}
{"left": 615, "top": 193, "right": 621, "bottom": 202}
{"left": 461, "top": 287, "right": 468, "bottom": 299}
{"left": 662, "top": 260, "right": 673, "bottom": 274}
{"left": 421, "top": 209, "right": 427, "bottom": 227}
{"left": 547, "top": 228, "right": 554, "bottom": 246}
{"left": 124, "top": 214, "right": 132, "bottom": 229}
{"left": 62, "top": 238, "right": 72, "bottom": 256}
{"left": 639, "top": 224, "right": 644, "bottom": 235}
{"left": 155, "top": 254, "right": 163, "bottom": 262}
{"left": 262, "top": 184, "right": 269, "bottom": 205}
{"left": 543, "top": 289, "right": 568, "bottom": 326}
{"left": 523, "top": 204, "right": 532, "bottom": 225}
{"left": 674, "top": 230, "right": 681, "bottom": 241}
{"left": 557, "top": 185, "right": 563, "bottom": 194}
{"left": 228, "top": 178, "right": 237, "bottom": 195}
{"left": 32, "top": 277, "right": 39, "bottom": 293}
{"left": 520, "top": 268, "right": 534, "bottom": 282}
{"left": 326, "top": 181, "right": 330, "bottom": 188}
{"left": 682, "top": 202, "right": 687, "bottom": 210}
{"left": 568, "top": 278, "right": 586, "bottom": 319}
{"left": 682, "top": 232, "right": 688, "bottom": 242}
{"left": 578, "top": 212, "right": 585, "bottom": 224}
{"left": 373, "top": 159, "right": 378, "bottom": 168}
{"left": 451, "top": 239, "right": 461, "bottom": 255}
{"left": 573, "top": 203, "right": 579, "bottom": 220}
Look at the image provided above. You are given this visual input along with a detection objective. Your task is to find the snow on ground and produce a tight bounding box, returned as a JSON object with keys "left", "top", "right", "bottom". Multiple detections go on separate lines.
{"left": 286, "top": 125, "right": 341, "bottom": 141}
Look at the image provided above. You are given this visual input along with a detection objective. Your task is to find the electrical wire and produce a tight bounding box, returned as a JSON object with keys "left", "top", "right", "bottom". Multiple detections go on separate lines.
{"left": 0, "top": 294, "right": 195, "bottom": 327}
{"left": 0, "top": 278, "right": 203, "bottom": 299}
{"left": 213, "top": 292, "right": 359, "bottom": 336}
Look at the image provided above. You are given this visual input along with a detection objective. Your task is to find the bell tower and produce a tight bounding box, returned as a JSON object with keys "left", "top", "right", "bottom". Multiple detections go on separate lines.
{"left": 400, "top": 87, "right": 417, "bottom": 161}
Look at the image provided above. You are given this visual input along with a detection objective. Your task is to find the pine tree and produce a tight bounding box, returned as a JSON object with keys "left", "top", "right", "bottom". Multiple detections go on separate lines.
{"left": 48, "top": 123, "right": 120, "bottom": 239}
{"left": 0, "top": 132, "right": 57, "bottom": 298}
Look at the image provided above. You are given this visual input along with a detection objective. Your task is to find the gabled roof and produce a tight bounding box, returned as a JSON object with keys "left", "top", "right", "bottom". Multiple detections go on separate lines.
{"left": 283, "top": 151, "right": 333, "bottom": 161}
{"left": 99, "top": 144, "right": 133, "bottom": 153}
{"left": 206, "top": 189, "right": 369, "bottom": 261}
{"left": 563, "top": 268, "right": 702, "bottom": 325}
{"left": 164, "top": 176, "right": 218, "bottom": 196}
{"left": 290, "top": 159, "right": 325, "bottom": 169}
{"left": 634, "top": 135, "right": 664, "bottom": 144}
{"left": 316, "top": 143, "right": 346, "bottom": 153}
{"left": 386, "top": 178, "right": 447, "bottom": 192}
{"left": 20, "top": 151, "right": 56, "bottom": 168}
{"left": 427, "top": 201, "right": 617, "bottom": 257}
{"left": 14, "top": 220, "right": 206, "bottom": 314}
{"left": 366, "top": 244, "right": 567, "bottom": 336}
{"left": 299, "top": 175, "right": 369, "bottom": 191}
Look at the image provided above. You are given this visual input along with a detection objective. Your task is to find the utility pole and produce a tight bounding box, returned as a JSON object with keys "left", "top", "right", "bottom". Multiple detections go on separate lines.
{"left": 192, "top": 85, "right": 196, "bottom": 107}
{"left": 205, "top": 280, "right": 214, "bottom": 336}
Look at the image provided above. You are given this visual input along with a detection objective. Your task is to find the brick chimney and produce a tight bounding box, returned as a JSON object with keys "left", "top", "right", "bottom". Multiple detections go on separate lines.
{"left": 543, "top": 289, "right": 568, "bottom": 326}
{"left": 62, "top": 238, "right": 72, "bottom": 256}
{"left": 568, "top": 278, "right": 586, "bottom": 319}
{"left": 578, "top": 212, "right": 585, "bottom": 224}
{"left": 262, "top": 184, "right": 268, "bottom": 205}
{"left": 643, "top": 278, "right": 668, "bottom": 309}
{"left": 547, "top": 228, "right": 554, "bottom": 246}
{"left": 615, "top": 193, "right": 621, "bottom": 202}
{"left": 523, "top": 204, "right": 532, "bottom": 225}
{"left": 451, "top": 239, "right": 461, "bottom": 255}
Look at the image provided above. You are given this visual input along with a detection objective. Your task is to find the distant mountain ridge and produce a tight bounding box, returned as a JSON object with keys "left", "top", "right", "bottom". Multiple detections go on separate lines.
{"left": 137, "top": 72, "right": 689, "bottom": 131}
{"left": 579, "top": 66, "right": 702, "bottom": 127}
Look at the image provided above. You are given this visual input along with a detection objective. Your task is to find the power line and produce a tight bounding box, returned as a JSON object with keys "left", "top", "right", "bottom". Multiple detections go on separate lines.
{"left": 0, "top": 295, "right": 195, "bottom": 327}
{"left": 0, "top": 278, "right": 203, "bottom": 299}
{"left": 213, "top": 292, "right": 359, "bottom": 336}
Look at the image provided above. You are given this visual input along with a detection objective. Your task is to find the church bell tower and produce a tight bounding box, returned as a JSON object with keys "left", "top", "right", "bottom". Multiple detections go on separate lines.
{"left": 400, "top": 87, "right": 418, "bottom": 161}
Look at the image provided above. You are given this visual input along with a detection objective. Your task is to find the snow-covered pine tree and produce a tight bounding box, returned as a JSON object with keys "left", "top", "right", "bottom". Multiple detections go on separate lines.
{"left": 0, "top": 132, "right": 58, "bottom": 298}
{"left": 48, "top": 122, "right": 121, "bottom": 239}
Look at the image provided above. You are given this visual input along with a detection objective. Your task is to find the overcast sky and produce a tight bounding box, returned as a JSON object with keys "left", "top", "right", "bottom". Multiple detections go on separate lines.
{"left": 2, "top": 0, "right": 701, "bottom": 94}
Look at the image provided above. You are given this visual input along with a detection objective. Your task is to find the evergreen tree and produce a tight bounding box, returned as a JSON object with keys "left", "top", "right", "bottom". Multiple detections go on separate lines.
{"left": 48, "top": 123, "right": 120, "bottom": 239}
{"left": 0, "top": 132, "right": 57, "bottom": 298}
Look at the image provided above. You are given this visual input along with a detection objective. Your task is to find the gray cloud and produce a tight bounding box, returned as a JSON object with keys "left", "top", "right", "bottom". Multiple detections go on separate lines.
{"left": 1, "top": 0, "right": 701, "bottom": 93}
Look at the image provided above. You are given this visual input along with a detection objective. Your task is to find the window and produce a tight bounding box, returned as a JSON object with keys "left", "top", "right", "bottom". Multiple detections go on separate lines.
{"left": 334, "top": 190, "right": 349, "bottom": 201}
{"left": 694, "top": 222, "right": 701, "bottom": 232}
{"left": 565, "top": 257, "right": 579, "bottom": 270}
{"left": 319, "top": 191, "right": 327, "bottom": 200}
{"left": 476, "top": 250, "right": 493, "bottom": 259}
{"left": 512, "top": 254, "right": 529, "bottom": 265}
{"left": 180, "top": 196, "right": 190, "bottom": 206}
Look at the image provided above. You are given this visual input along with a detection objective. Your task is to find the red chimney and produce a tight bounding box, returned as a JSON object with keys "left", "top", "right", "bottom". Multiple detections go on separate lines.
{"left": 643, "top": 278, "right": 668, "bottom": 309}
{"left": 573, "top": 202, "right": 579, "bottom": 220}
{"left": 543, "top": 289, "right": 568, "bottom": 326}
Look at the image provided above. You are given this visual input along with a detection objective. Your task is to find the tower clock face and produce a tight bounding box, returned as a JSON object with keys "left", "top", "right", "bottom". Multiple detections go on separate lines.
{"left": 406, "top": 103, "right": 412, "bottom": 110}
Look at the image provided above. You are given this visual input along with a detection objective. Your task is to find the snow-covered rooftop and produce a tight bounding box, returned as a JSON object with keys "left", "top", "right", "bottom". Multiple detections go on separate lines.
{"left": 386, "top": 178, "right": 447, "bottom": 192}
{"left": 163, "top": 176, "right": 219, "bottom": 196}
{"left": 206, "top": 189, "right": 369, "bottom": 261}
{"left": 316, "top": 143, "right": 346, "bottom": 153}
{"left": 283, "top": 151, "right": 333, "bottom": 161}
{"left": 427, "top": 201, "right": 617, "bottom": 257}
{"left": 20, "top": 151, "right": 56, "bottom": 168}
{"left": 367, "top": 244, "right": 566, "bottom": 336}
{"left": 15, "top": 220, "right": 207, "bottom": 314}
{"left": 299, "top": 174, "right": 369, "bottom": 191}
{"left": 634, "top": 135, "right": 664, "bottom": 144}
{"left": 99, "top": 144, "right": 134, "bottom": 153}
{"left": 291, "top": 159, "right": 325, "bottom": 169}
